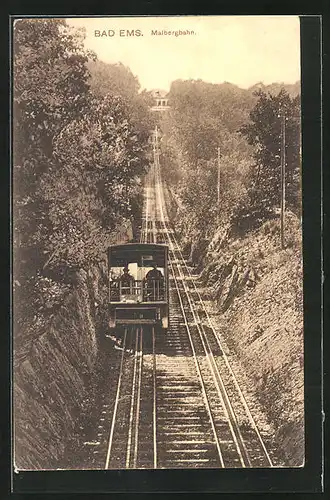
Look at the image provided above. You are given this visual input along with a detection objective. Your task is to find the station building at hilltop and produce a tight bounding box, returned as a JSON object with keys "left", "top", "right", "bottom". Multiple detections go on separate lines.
{"left": 150, "top": 89, "right": 170, "bottom": 112}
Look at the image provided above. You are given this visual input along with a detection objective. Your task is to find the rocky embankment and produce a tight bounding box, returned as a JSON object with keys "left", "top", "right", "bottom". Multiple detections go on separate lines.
{"left": 181, "top": 211, "right": 304, "bottom": 466}
{"left": 14, "top": 262, "right": 109, "bottom": 470}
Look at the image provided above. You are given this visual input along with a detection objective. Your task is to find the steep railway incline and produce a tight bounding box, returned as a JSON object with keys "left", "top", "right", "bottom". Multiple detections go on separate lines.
{"left": 86, "top": 137, "right": 278, "bottom": 469}
{"left": 153, "top": 154, "right": 275, "bottom": 468}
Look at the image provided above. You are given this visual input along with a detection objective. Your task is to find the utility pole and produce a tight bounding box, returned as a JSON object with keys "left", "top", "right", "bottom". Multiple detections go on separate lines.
{"left": 125, "top": 161, "right": 129, "bottom": 217}
{"left": 217, "top": 146, "right": 221, "bottom": 207}
{"left": 153, "top": 127, "right": 156, "bottom": 161}
{"left": 154, "top": 126, "right": 159, "bottom": 167}
{"left": 280, "top": 112, "right": 286, "bottom": 249}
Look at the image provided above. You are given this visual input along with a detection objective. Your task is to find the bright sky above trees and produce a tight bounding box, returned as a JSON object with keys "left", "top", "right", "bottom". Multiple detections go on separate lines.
{"left": 67, "top": 16, "right": 300, "bottom": 91}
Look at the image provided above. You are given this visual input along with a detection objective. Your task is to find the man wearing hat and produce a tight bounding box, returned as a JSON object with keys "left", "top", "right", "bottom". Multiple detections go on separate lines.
{"left": 146, "top": 262, "right": 163, "bottom": 281}
{"left": 119, "top": 266, "right": 135, "bottom": 294}
{"left": 145, "top": 262, "right": 164, "bottom": 300}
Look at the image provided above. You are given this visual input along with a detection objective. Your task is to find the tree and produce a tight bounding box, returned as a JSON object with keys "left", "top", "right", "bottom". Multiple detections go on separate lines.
{"left": 13, "top": 19, "right": 92, "bottom": 269}
{"left": 49, "top": 92, "right": 150, "bottom": 263}
{"left": 167, "top": 79, "right": 255, "bottom": 167}
{"left": 87, "top": 60, "right": 139, "bottom": 100}
{"left": 88, "top": 59, "right": 155, "bottom": 165}
{"left": 13, "top": 19, "right": 152, "bottom": 334}
{"left": 240, "top": 89, "right": 301, "bottom": 216}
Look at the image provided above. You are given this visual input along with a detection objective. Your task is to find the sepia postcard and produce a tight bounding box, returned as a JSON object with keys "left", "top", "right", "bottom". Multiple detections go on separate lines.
{"left": 12, "top": 15, "right": 306, "bottom": 474}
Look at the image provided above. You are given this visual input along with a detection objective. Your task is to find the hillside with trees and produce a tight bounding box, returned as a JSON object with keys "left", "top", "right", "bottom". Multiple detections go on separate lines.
{"left": 158, "top": 78, "right": 303, "bottom": 465}
{"left": 13, "top": 18, "right": 153, "bottom": 468}
{"left": 159, "top": 78, "right": 301, "bottom": 247}
{"left": 13, "top": 19, "right": 153, "bottom": 359}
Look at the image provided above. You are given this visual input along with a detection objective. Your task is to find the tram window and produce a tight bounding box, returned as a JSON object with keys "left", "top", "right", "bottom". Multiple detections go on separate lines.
{"left": 110, "top": 263, "right": 138, "bottom": 281}
{"left": 110, "top": 253, "right": 164, "bottom": 269}
{"left": 108, "top": 245, "right": 168, "bottom": 304}
{"left": 110, "top": 263, "right": 165, "bottom": 280}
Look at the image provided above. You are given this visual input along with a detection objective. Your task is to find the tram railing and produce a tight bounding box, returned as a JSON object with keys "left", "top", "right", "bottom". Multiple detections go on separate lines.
{"left": 109, "top": 279, "right": 166, "bottom": 302}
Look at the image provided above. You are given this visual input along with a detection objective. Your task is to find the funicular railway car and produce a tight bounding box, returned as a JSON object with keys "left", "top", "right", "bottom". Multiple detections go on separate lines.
{"left": 108, "top": 243, "right": 169, "bottom": 331}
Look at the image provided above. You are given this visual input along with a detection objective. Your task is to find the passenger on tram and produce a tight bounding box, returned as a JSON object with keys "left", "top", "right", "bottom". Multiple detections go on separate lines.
{"left": 146, "top": 262, "right": 163, "bottom": 281}
{"left": 119, "top": 266, "right": 135, "bottom": 294}
{"left": 144, "top": 262, "right": 164, "bottom": 300}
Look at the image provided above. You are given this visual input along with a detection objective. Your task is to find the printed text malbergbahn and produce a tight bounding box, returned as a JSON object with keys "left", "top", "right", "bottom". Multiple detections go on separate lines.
{"left": 151, "top": 30, "right": 196, "bottom": 37}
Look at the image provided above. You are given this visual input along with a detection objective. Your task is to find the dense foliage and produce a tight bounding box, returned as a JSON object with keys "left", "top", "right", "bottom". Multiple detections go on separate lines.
{"left": 166, "top": 80, "right": 254, "bottom": 165}
{"left": 13, "top": 19, "right": 152, "bottom": 340}
{"left": 87, "top": 60, "right": 156, "bottom": 144}
{"left": 158, "top": 80, "right": 255, "bottom": 240}
{"left": 159, "top": 79, "right": 301, "bottom": 245}
{"left": 236, "top": 89, "right": 301, "bottom": 232}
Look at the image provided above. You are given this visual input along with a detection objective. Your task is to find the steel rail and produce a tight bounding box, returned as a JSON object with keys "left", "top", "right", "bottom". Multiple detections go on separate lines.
{"left": 133, "top": 328, "right": 143, "bottom": 468}
{"left": 154, "top": 157, "right": 273, "bottom": 468}
{"left": 170, "top": 245, "right": 249, "bottom": 467}
{"left": 140, "top": 172, "right": 149, "bottom": 243}
{"left": 105, "top": 161, "right": 158, "bottom": 469}
{"left": 125, "top": 328, "right": 140, "bottom": 468}
{"left": 155, "top": 157, "right": 273, "bottom": 468}
{"left": 105, "top": 327, "right": 128, "bottom": 469}
{"left": 155, "top": 168, "right": 249, "bottom": 465}
{"left": 149, "top": 159, "right": 225, "bottom": 467}
{"left": 152, "top": 326, "right": 158, "bottom": 468}
{"left": 151, "top": 163, "right": 225, "bottom": 465}
{"left": 154, "top": 166, "right": 249, "bottom": 466}
{"left": 173, "top": 240, "right": 273, "bottom": 466}
{"left": 166, "top": 244, "right": 225, "bottom": 466}
{"left": 156, "top": 164, "right": 273, "bottom": 467}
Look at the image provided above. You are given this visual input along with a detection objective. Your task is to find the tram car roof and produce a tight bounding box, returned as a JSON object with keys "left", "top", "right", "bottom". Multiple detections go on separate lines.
{"left": 107, "top": 243, "right": 168, "bottom": 268}
{"left": 107, "top": 243, "right": 168, "bottom": 251}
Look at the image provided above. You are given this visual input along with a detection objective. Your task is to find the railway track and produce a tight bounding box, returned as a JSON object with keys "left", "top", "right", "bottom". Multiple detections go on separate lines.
{"left": 153, "top": 145, "right": 274, "bottom": 468}
{"left": 94, "top": 171, "right": 159, "bottom": 470}
{"left": 91, "top": 129, "right": 276, "bottom": 469}
{"left": 94, "top": 325, "right": 156, "bottom": 469}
